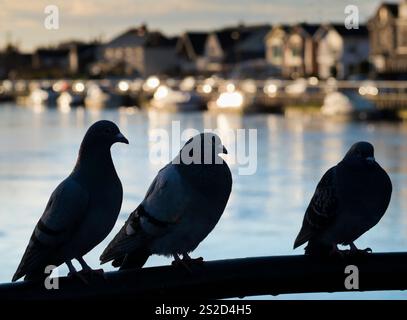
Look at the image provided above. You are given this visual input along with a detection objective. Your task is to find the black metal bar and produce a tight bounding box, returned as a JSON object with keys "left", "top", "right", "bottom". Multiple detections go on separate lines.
{"left": 1, "top": 252, "right": 407, "bottom": 300}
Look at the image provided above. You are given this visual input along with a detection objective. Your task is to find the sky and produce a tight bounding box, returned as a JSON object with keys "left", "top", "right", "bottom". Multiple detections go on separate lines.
{"left": 0, "top": 0, "right": 399, "bottom": 52}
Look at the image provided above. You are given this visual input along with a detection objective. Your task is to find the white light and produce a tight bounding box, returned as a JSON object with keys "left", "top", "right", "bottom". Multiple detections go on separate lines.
{"left": 59, "top": 103, "right": 71, "bottom": 114}
{"left": 264, "top": 84, "right": 278, "bottom": 96}
{"left": 154, "top": 85, "right": 169, "bottom": 100}
{"left": 118, "top": 80, "right": 130, "bottom": 92}
{"left": 242, "top": 80, "right": 257, "bottom": 94}
{"left": 144, "top": 76, "right": 160, "bottom": 90}
{"left": 359, "top": 87, "right": 367, "bottom": 95}
{"left": 368, "top": 86, "right": 378, "bottom": 96}
{"left": 202, "top": 84, "right": 212, "bottom": 94}
{"left": 309, "top": 77, "right": 319, "bottom": 86}
{"left": 180, "top": 77, "right": 195, "bottom": 91}
{"left": 73, "top": 82, "right": 85, "bottom": 93}
{"left": 31, "top": 89, "right": 48, "bottom": 105}
{"left": 2, "top": 80, "right": 12, "bottom": 91}
{"left": 52, "top": 81, "right": 65, "bottom": 92}
{"left": 226, "top": 83, "right": 236, "bottom": 92}
{"left": 216, "top": 91, "right": 244, "bottom": 108}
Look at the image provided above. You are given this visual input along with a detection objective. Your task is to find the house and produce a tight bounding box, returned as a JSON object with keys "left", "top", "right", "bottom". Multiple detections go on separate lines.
{"left": 176, "top": 32, "right": 208, "bottom": 74}
{"left": 234, "top": 25, "right": 270, "bottom": 62}
{"left": 314, "top": 24, "right": 369, "bottom": 79}
{"left": 98, "top": 24, "right": 178, "bottom": 76}
{"left": 142, "top": 33, "right": 178, "bottom": 76}
{"left": 368, "top": 1, "right": 407, "bottom": 76}
{"left": 32, "top": 48, "right": 69, "bottom": 70}
{"left": 67, "top": 42, "right": 99, "bottom": 75}
{"left": 0, "top": 45, "right": 32, "bottom": 79}
{"left": 32, "top": 41, "right": 99, "bottom": 77}
{"left": 202, "top": 24, "right": 271, "bottom": 73}
{"left": 265, "top": 23, "right": 320, "bottom": 79}
{"left": 264, "top": 24, "right": 290, "bottom": 75}
{"left": 283, "top": 23, "right": 320, "bottom": 78}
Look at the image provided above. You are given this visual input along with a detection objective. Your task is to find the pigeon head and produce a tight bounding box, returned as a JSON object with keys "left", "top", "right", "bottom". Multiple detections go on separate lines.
{"left": 81, "top": 120, "right": 129, "bottom": 149}
{"left": 177, "top": 133, "right": 227, "bottom": 165}
{"left": 79, "top": 120, "right": 129, "bottom": 156}
{"left": 344, "top": 141, "right": 375, "bottom": 164}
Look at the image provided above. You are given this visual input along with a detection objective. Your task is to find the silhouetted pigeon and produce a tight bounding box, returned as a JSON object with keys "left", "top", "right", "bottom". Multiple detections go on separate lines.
{"left": 12, "top": 120, "right": 129, "bottom": 282}
{"left": 100, "top": 132, "right": 232, "bottom": 269}
{"left": 294, "top": 141, "right": 392, "bottom": 256}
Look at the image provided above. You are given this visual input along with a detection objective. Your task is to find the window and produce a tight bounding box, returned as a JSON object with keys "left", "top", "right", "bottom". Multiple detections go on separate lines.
{"left": 272, "top": 45, "right": 282, "bottom": 58}
{"left": 291, "top": 46, "right": 301, "bottom": 57}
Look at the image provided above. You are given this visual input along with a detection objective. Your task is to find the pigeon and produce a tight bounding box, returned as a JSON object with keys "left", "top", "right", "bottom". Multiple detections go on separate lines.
{"left": 100, "top": 132, "right": 232, "bottom": 270}
{"left": 12, "top": 120, "right": 129, "bottom": 282}
{"left": 294, "top": 141, "right": 392, "bottom": 256}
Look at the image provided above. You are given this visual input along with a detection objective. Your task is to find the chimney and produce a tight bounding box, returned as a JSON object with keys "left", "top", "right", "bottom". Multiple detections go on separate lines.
{"left": 138, "top": 23, "right": 148, "bottom": 36}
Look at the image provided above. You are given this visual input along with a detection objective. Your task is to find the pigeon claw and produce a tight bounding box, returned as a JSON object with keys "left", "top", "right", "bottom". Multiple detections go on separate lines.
{"left": 183, "top": 256, "right": 204, "bottom": 264}
{"left": 68, "top": 268, "right": 106, "bottom": 284}
{"left": 327, "top": 245, "right": 349, "bottom": 260}
{"left": 349, "top": 247, "right": 373, "bottom": 257}
{"left": 171, "top": 259, "right": 193, "bottom": 274}
{"left": 68, "top": 271, "right": 90, "bottom": 285}
{"left": 81, "top": 268, "right": 107, "bottom": 279}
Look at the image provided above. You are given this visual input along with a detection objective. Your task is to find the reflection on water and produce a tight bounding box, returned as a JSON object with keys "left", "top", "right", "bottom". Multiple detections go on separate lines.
{"left": 1, "top": 103, "right": 407, "bottom": 300}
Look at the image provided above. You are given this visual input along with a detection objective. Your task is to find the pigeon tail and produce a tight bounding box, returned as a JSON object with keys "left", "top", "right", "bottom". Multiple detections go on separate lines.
{"left": 293, "top": 227, "right": 313, "bottom": 249}
{"left": 100, "top": 227, "right": 148, "bottom": 264}
{"left": 12, "top": 231, "right": 54, "bottom": 282}
{"left": 304, "top": 239, "right": 332, "bottom": 256}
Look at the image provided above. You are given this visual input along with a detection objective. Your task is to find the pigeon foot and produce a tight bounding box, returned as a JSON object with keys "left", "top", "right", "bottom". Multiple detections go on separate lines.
{"left": 80, "top": 268, "right": 107, "bottom": 279}
{"left": 348, "top": 242, "right": 372, "bottom": 257}
{"left": 182, "top": 254, "right": 204, "bottom": 264}
{"left": 171, "top": 259, "right": 193, "bottom": 273}
{"left": 68, "top": 271, "right": 90, "bottom": 285}
{"left": 328, "top": 245, "right": 348, "bottom": 259}
{"left": 348, "top": 244, "right": 372, "bottom": 257}
{"left": 171, "top": 253, "right": 201, "bottom": 273}
{"left": 68, "top": 268, "right": 106, "bottom": 284}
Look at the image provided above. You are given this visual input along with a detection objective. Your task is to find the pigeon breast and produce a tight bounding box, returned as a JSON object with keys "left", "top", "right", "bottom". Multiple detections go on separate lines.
{"left": 319, "top": 160, "right": 392, "bottom": 245}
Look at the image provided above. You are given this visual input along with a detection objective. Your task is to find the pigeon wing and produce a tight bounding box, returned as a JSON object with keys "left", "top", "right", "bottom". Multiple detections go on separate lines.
{"left": 294, "top": 167, "right": 337, "bottom": 249}
{"left": 13, "top": 177, "right": 89, "bottom": 281}
{"left": 100, "top": 164, "right": 189, "bottom": 264}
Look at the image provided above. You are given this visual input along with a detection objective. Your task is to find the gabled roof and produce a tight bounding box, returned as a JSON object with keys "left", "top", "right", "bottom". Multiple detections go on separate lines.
{"left": 185, "top": 32, "right": 208, "bottom": 56}
{"left": 213, "top": 24, "right": 270, "bottom": 52}
{"left": 144, "top": 32, "right": 177, "bottom": 48}
{"left": 296, "top": 23, "right": 320, "bottom": 36}
{"left": 314, "top": 23, "right": 369, "bottom": 41}
{"left": 104, "top": 26, "right": 176, "bottom": 49}
{"left": 265, "top": 24, "right": 291, "bottom": 40}
{"left": 105, "top": 26, "right": 148, "bottom": 48}
{"left": 236, "top": 27, "right": 270, "bottom": 52}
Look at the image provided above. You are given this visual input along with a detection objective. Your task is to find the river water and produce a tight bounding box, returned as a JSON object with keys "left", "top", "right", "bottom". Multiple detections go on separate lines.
{"left": 0, "top": 103, "right": 406, "bottom": 299}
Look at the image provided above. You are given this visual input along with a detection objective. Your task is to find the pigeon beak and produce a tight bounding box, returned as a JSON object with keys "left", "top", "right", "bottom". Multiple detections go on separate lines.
{"left": 366, "top": 156, "right": 375, "bottom": 164}
{"left": 115, "top": 132, "right": 129, "bottom": 144}
{"left": 222, "top": 145, "right": 228, "bottom": 154}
